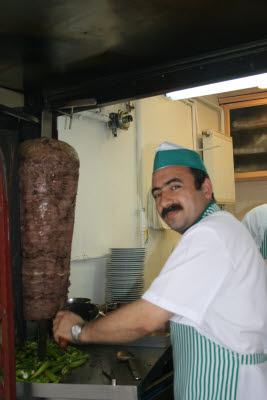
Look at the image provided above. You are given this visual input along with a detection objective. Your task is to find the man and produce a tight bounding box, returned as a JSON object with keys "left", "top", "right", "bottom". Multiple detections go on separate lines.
{"left": 53, "top": 142, "right": 267, "bottom": 399}
{"left": 242, "top": 204, "right": 267, "bottom": 260}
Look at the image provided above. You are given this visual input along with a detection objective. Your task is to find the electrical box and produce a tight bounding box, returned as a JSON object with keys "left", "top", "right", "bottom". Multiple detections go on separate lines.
{"left": 202, "top": 129, "right": 235, "bottom": 204}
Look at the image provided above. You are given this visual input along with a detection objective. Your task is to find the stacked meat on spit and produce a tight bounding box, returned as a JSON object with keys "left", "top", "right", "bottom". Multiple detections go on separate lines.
{"left": 19, "top": 137, "right": 80, "bottom": 321}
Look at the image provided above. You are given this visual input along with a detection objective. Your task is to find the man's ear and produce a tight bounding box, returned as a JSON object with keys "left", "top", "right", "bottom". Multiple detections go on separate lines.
{"left": 202, "top": 178, "right": 213, "bottom": 200}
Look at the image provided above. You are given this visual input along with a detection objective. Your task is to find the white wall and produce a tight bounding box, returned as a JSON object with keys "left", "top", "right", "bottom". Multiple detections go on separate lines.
{"left": 68, "top": 257, "right": 107, "bottom": 305}
{"left": 58, "top": 107, "right": 138, "bottom": 260}
{"left": 57, "top": 95, "right": 222, "bottom": 302}
{"left": 197, "top": 100, "right": 221, "bottom": 132}
{"left": 233, "top": 180, "right": 267, "bottom": 221}
{"left": 58, "top": 105, "right": 138, "bottom": 303}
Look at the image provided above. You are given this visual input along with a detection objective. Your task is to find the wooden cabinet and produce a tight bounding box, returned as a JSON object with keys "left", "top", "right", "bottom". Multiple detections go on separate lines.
{"left": 219, "top": 93, "right": 267, "bottom": 182}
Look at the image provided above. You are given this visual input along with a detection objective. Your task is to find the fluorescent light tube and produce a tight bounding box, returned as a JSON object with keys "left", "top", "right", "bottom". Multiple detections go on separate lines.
{"left": 166, "top": 72, "right": 267, "bottom": 100}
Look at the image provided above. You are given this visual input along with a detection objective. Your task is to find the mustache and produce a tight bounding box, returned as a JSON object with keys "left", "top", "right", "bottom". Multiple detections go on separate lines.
{"left": 161, "top": 204, "right": 183, "bottom": 219}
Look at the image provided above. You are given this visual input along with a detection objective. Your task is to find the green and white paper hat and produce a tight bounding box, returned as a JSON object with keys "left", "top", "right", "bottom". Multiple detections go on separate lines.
{"left": 153, "top": 142, "right": 207, "bottom": 173}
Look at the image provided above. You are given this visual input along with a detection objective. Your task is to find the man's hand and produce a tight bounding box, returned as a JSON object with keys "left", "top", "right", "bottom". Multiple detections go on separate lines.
{"left": 53, "top": 310, "right": 84, "bottom": 344}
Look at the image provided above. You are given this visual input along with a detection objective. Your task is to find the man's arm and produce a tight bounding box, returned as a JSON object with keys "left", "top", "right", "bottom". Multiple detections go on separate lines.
{"left": 53, "top": 298, "right": 173, "bottom": 345}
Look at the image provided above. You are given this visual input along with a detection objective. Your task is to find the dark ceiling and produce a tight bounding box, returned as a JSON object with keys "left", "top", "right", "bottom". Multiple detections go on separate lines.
{"left": 2, "top": 0, "right": 267, "bottom": 111}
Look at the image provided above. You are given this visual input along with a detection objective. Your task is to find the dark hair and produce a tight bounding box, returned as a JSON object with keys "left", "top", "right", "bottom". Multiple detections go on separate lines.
{"left": 189, "top": 168, "right": 215, "bottom": 201}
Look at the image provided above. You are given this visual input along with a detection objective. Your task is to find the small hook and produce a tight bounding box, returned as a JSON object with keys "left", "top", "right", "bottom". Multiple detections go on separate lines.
{"left": 69, "top": 107, "right": 74, "bottom": 130}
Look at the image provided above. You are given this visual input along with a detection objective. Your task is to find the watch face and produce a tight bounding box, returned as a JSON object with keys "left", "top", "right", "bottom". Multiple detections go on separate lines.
{"left": 72, "top": 324, "right": 82, "bottom": 342}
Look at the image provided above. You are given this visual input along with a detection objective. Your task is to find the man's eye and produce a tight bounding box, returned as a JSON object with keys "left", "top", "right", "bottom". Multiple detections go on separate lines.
{"left": 153, "top": 192, "right": 160, "bottom": 199}
{"left": 172, "top": 185, "right": 180, "bottom": 190}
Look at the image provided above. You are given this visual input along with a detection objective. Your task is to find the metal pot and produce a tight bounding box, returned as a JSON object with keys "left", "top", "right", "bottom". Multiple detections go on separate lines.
{"left": 65, "top": 298, "right": 103, "bottom": 321}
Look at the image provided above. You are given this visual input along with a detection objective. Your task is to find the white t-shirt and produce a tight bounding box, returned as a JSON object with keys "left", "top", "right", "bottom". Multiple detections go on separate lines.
{"left": 142, "top": 210, "right": 267, "bottom": 354}
{"left": 242, "top": 204, "right": 267, "bottom": 259}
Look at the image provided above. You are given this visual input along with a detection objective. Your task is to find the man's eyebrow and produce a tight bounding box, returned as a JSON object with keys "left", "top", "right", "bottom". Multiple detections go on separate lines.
{"left": 151, "top": 186, "right": 160, "bottom": 195}
{"left": 152, "top": 178, "right": 183, "bottom": 194}
{"left": 165, "top": 178, "right": 183, "bottom": 186}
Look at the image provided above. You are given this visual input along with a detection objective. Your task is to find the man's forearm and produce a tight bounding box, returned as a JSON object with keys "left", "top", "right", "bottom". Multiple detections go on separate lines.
{"left": 79, "top": 299, "right": 167, "bottom": 343}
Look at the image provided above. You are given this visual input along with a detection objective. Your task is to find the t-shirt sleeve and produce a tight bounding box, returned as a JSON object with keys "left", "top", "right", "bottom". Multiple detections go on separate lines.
{"left": 242, "top": 207, "right": 267, "bottom": 249}
{"left": 142, "top": 225, "right": 232, "bottom": 325}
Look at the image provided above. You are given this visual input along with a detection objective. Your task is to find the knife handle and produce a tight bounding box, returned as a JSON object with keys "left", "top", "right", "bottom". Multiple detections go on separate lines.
{"left": 128, "top": 358, "right": 141, "bottom": 381}
{"left": 59, "top": 337, "right": 68, "bottom": 349}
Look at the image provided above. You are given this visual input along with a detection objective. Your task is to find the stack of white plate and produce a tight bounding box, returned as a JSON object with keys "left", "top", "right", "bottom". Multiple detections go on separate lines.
{"left": 106, "top": 248, "right": 145, "bottom": 305}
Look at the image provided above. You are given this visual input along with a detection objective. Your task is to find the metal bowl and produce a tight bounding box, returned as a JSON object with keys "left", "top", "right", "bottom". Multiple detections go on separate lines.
{"left": 65, "top": 298, "right": 99, "bottom": 321}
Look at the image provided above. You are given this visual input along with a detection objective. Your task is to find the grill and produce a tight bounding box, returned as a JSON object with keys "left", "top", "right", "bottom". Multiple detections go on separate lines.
{"left": 16, "top": 336, "right": 173, "bottom": 400}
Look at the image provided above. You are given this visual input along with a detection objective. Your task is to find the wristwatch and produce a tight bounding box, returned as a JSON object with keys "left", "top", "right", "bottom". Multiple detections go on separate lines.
{"left": 71, "top": 322, "right": 86, "bottom": 344}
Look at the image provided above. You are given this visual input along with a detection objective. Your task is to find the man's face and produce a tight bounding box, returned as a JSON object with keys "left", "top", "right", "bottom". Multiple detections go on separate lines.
{"left": 152, "top": 165, "right": 213, "bottom": 234}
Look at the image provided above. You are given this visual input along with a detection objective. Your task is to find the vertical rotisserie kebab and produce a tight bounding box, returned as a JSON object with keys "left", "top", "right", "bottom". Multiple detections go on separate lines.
{"left": 19, "top": 137, "right": 79, "bottom": 321}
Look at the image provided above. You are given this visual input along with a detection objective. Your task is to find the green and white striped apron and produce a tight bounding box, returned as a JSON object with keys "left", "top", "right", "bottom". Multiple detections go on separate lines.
{"left": 193, "top": 201, "right": 220, "bottom": 224}
{"left": 171, "top": 323, "right": 267, "bottom": 400}
{"left": 170, "top": 201, "right": 267, "bottom": 399}
{"left": 260, "top": 230, "right": 267, "bottom": 259}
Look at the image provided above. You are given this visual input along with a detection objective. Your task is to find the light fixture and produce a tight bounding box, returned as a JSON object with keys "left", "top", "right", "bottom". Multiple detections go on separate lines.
{"left": 166, "top": 72, "right": 267, "bottom": 100}
{"left": 257, "top": 82, "right": 267, "bottom": 89}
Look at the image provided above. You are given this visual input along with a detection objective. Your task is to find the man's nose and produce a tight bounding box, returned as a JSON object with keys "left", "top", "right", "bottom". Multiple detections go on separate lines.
{"left": 160, "top": 190, "right": 173, "bottom": 208}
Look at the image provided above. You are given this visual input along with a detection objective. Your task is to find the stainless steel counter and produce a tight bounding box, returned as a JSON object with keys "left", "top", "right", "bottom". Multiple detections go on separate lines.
{"left": 16, "top": 336, "right": 173, "bottom": 400}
